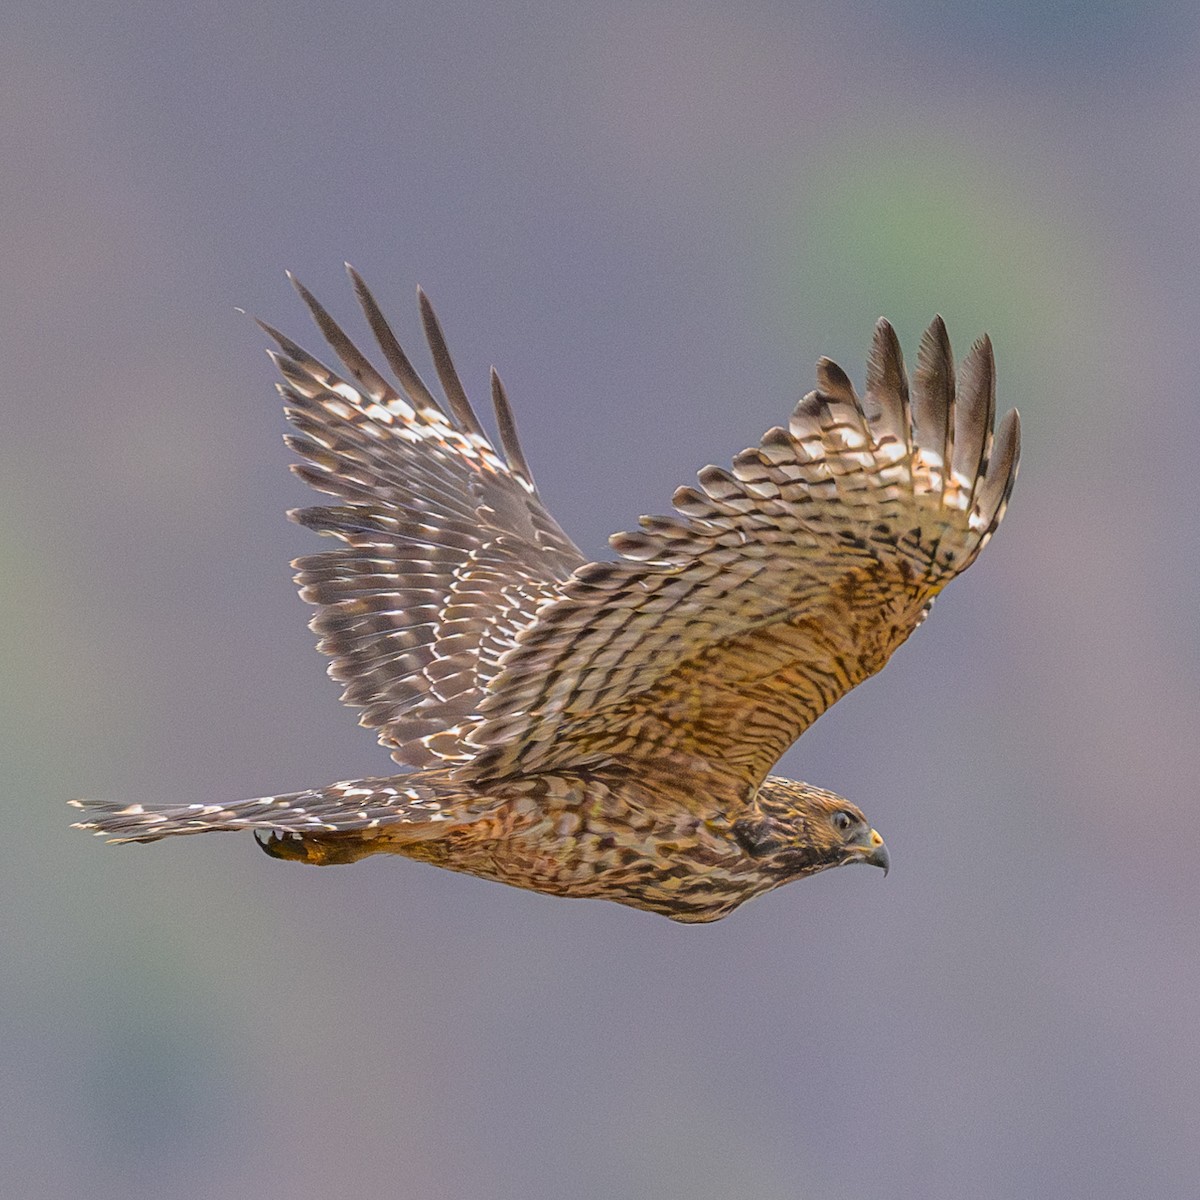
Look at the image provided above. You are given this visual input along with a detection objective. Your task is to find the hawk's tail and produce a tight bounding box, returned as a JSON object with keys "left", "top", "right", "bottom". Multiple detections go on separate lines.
{"left": 69, "top": 775, "right": 467, "bottom": 844}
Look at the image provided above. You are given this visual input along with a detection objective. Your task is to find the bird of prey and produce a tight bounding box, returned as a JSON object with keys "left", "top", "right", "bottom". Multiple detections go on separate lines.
{"left": 72, "top": 269, "right": 1019, "bottom": 922}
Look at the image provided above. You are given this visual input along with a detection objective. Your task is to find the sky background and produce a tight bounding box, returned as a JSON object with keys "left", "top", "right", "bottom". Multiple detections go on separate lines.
{"left": 4, "top": 2, "right": 1199, "bottom": 1197}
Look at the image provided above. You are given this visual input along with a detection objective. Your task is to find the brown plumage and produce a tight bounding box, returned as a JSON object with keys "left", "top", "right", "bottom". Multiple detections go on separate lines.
{"left": 71, "top": 269, "right": 1019, "bottom": 922}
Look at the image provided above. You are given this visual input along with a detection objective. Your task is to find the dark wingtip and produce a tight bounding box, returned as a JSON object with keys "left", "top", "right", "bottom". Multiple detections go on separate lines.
{"left": 978, "top": 408, "right": 1020, "bottom": 525}
{"left": 916, "top": 315, "right": 953, "bottom": 382}
{"left": 285, "top": 271, "right": 397, "bottom": 402}
{"left": 913, "top": 314, "right": 955, "bottom": 472}
{"left": 286, "top": 270, "right": 315, "bottom": 307}
{"left": 948, "top": 332, "right": 997, "bottom": 497}
{"left": 255, "top": 316, "right": 289, "bottom": 348}
{"left": 490, "top": 367, "right": 536, "bottom": 489}
{"left": 1004, "top": 407, "right": 1022, "bottom": 471}
{"left": 814, "top": 356, "right": 857, "bottom": 404}
{"left": 345, "top": 269, "right": 445, "bottom": 417}
{"left": 863, "top": 317, "right": 911, "bottom": 450}
{"left": 867, "top": 317, "right": 906, "bottom": 390}
{"left": 417, "top": 288, "right": 488, "bottom": 440}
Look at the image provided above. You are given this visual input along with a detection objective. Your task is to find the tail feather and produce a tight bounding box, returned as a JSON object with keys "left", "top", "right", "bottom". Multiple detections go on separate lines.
{"left": 69, "top": 776, "right": 468, "bottom": 844}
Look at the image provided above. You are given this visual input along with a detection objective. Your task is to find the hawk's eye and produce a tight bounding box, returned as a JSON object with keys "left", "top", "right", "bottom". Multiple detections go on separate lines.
{"left": 832, "top": 810, "right": 855, "bottom": 833}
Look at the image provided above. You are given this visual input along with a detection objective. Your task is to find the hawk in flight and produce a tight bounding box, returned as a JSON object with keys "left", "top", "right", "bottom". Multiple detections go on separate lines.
{"left": 73, "top": 269, "right": 1019, "bottom": 922}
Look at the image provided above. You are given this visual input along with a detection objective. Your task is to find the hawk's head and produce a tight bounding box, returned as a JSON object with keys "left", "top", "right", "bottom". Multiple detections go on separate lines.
{"left": 733, "top": 779, "right": 890, "bottom": 880}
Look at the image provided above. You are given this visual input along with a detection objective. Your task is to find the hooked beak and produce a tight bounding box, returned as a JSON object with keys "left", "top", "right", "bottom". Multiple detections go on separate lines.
{"left": 852, "top": 828, "right": 890, "bottom": 876}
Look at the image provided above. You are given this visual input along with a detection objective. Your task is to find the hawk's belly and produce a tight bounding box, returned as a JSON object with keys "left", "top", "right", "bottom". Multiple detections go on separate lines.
{"left": 378, "top": 773, "right": 778, "bottom": 922}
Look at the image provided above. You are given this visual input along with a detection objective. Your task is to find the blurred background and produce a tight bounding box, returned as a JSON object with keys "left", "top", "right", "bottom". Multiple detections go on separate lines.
{"left": 4, "top": 1, "right": 1198, "bottom": 1197}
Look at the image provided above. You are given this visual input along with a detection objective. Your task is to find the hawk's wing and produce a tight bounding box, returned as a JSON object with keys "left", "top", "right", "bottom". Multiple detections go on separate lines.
{"left": 263, "top": 270, "right": 585, "bottom": 769}
{"left": 465, "top": 318, "right": 1019, "bottom": 796}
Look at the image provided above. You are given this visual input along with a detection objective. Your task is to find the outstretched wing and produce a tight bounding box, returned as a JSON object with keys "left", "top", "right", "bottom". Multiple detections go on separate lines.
{"left": 465, "top": 317, "right": 1019, "bottom": 795}
{"left": 263, "top": 269, "right": 585, "bottom": 769}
